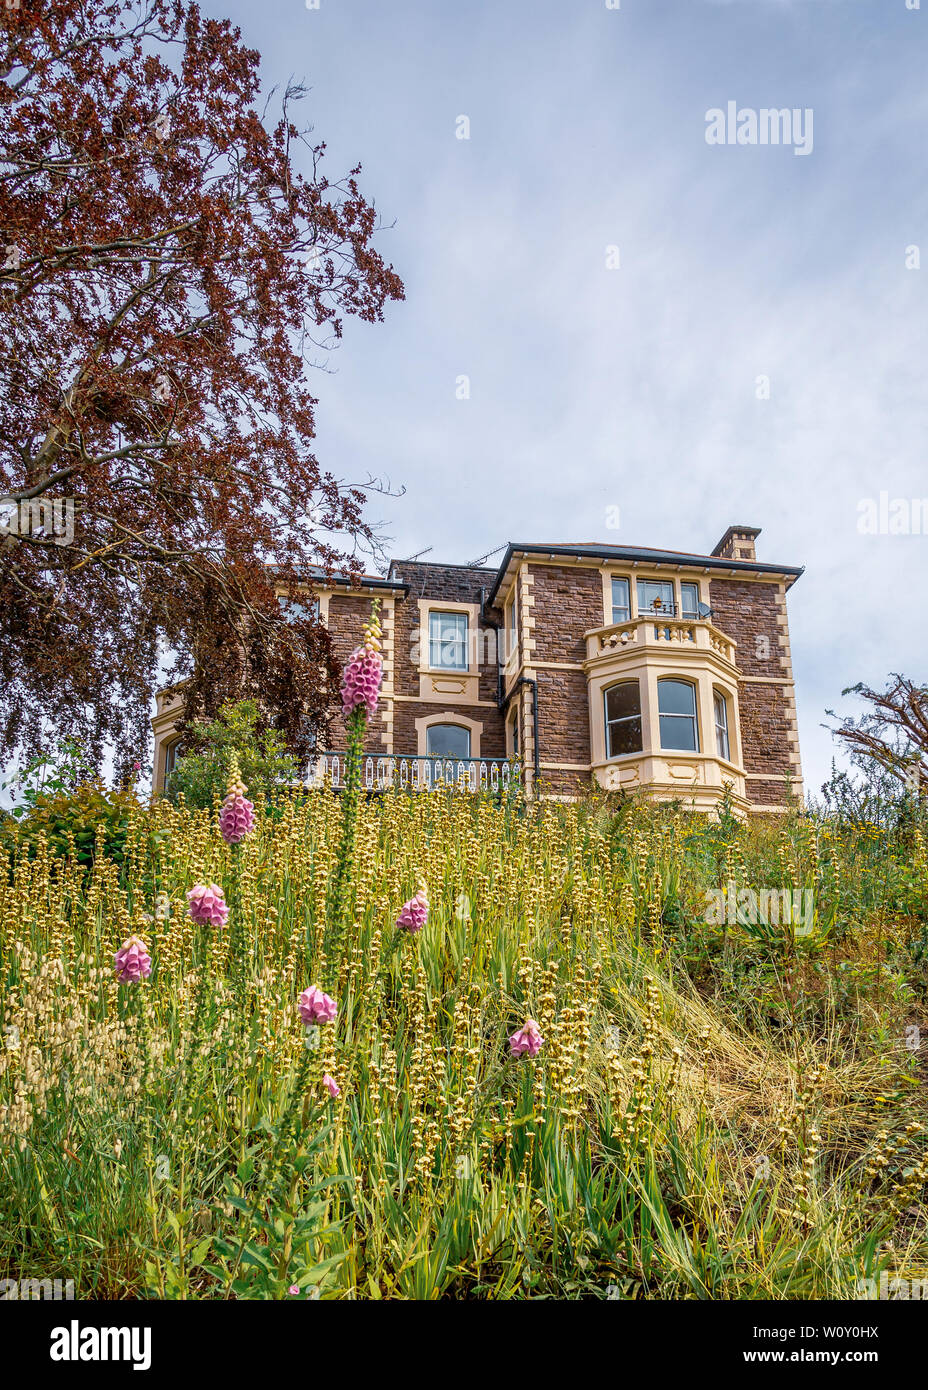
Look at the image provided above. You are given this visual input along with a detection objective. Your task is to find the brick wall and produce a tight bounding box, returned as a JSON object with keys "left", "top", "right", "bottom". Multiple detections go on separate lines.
{"left": 326, "top": 592, "right": 389, "bottom": 753}
{"left": 530, "top": 564, "right": 603, "bottom": 663}
{"left": 709, "top": 576, "right": 799, "bottom": 804}
{"left": 516, "top": 564, "right": 602, "bottom": 770}
{"left": 536, "top": 667, "right": 591, "bottom": 766}
{"left": 325, "top": 563, "right": 507, "bottom": 758}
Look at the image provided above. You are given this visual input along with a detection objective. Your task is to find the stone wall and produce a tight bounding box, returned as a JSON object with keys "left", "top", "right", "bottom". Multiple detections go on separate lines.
{"left": 325, "top": 563, "right": 507, "bottom": 758}
{"left": 709, "top": 576, "right": 802, "bottom": 807}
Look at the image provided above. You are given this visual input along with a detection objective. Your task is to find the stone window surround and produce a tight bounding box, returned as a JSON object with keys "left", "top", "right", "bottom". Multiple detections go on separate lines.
{"left": 414, "top": 598, "right": 484, "bottom": 674}
{"left": 414, "top": 710, "right": 484, "bottom": 758}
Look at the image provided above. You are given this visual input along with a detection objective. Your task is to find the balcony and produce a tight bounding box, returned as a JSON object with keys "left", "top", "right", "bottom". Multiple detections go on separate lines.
{"left": 585, "top": 615, "right": 736, "bottom": 668}
{"left": 308, "top": 752, "right": 520, "bottom": 795}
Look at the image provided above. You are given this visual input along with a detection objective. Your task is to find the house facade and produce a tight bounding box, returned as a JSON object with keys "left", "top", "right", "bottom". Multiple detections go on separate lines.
{"left": 152, "top": 524, "right": 804, "bottom": 814}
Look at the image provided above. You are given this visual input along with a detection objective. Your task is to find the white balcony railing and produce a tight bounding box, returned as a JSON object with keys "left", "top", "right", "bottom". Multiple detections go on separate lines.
{"left": 308, "top": 753, "right": 520, "bottom": 794}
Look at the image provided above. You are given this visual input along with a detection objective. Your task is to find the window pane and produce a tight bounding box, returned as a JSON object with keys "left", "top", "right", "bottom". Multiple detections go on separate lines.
{"left": 659, "top": 715, "right": 698, "bottom": 751}
{"left": 658, "top": 679, "right": 698, "bottom": 751}
{"left": 637, "top": 579, "right": 674, "bottom": 614}
{"left": 658, "top": 680, "right": 696, "bottom": 717}
{"left": 605, "top": 681, "right": 641, "bottom": 723}
{"left": 429, "top": 612, "right": 468, "bottom": 669}
{"left": 280, "top": 599, "right": 319, "bottom": 623}
{"left": 505, "top": 599, "right": 516, "bottom": 661}
{"left": 714, "top": 691, "right": 730, "bottom": 761}
{"left": 680, "top": 583, "right": 699, "bottom": 619}
{"left": 605, "top": 681, "right": 643, "bottom": 757}
{"left": 611, "top": 577, "right": 630, "bottom": 624}
{"left": 608, "top": 716, "right": 643, "bottom": 756}
{"left": 426, "top": 724, "right": 471, "bottom": 758}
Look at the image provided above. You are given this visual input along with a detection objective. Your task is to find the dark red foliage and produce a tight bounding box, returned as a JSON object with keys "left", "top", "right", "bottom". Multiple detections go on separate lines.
{"left": 0, "top": 0, "right": 404, "bottom": 777}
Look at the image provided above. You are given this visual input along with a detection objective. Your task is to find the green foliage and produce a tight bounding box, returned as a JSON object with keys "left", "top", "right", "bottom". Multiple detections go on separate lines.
{"left": 1, "top": 737, "right": 95, "bottom": 819}
{"left": 0, "top": 780, "right": 142, "bottom": 872}
{"left": 166, "top": 700, "right": 298, "bottom": 809}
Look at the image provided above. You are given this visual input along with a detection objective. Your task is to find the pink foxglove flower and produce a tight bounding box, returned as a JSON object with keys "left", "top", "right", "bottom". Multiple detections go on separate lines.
{"left": 113, "top": 935, "right": 152, "bottom": 984}
{"left": 396, "top": 877, "right": 429, "bottom": 933}
{"left": 219, "top": 758, "right": 255, "bottom": 844}
{"left": 340, "top": 608, "right": 384, "bottom": 717}
{"left": 509, "top": 1019, "right": 543, "bottom": 1058}
{"left": 186, "top": 882, "right": 229, "bottom": 927}
{"left": 298, "top": 984, "right": 337, "bottom": 1027}
{"left": 322, "top": 1073, "right": 340, "bottom": 1099}
{"left": 219, "top": 791, "right": 255, "bottom": 844}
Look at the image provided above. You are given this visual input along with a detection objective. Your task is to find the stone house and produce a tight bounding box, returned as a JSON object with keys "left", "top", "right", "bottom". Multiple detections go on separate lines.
{"left": 152, "top": 524, "right": 803, "bottom": 814}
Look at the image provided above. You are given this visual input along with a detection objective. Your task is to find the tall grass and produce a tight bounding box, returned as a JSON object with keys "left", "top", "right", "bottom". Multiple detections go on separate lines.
{"left": 0, "top": 786, "right": 925, "bottom": 1299}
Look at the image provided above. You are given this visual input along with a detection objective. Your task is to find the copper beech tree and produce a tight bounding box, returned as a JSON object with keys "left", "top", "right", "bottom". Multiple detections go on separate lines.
{"left": 0, "top": 0, "right": 404, "bottom": 776}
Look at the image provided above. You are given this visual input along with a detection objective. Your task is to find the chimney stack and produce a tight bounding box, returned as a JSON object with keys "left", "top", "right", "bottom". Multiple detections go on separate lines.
{"left": 711, "top": 525, "right": 761, "bottom": 563}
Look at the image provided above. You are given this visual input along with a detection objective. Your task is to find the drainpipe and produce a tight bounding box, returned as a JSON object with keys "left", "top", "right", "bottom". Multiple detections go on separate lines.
{"left": 479, "top": 586, "right": 504, "bottom": 707}
{"left": 481, "top": 586, "right": 540, "bottom": 789}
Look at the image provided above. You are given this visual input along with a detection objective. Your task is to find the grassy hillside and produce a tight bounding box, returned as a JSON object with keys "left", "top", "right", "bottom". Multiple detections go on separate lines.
{"left": 1, "top": 788, "right": 926, "bottom": 1299}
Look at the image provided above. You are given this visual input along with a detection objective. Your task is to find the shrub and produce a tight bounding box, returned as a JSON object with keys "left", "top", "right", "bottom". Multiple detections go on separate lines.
{"left": 1, "top": 780, "right": 141, "bottom": 873}
{"left": 166, "top": 700, "right": 299, "bottom": 809}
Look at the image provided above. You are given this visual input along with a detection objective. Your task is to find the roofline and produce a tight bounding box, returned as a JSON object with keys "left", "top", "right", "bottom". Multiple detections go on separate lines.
{"left": 484, "top": 542, "right": 804, "bottom": 606}
{"left": 325, "top": 572, "right": 409, "bottom": 595}
{"left": 387, "top": 558, "right": 498, "bottom": 578}
{"left": 277, "top": 565, "right": 408, "bottom": 595}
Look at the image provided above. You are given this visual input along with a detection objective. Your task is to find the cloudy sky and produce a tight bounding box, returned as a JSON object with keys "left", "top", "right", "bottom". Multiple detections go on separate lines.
{"left": 216, "top": 0, "right": 926, "bottom": 799}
